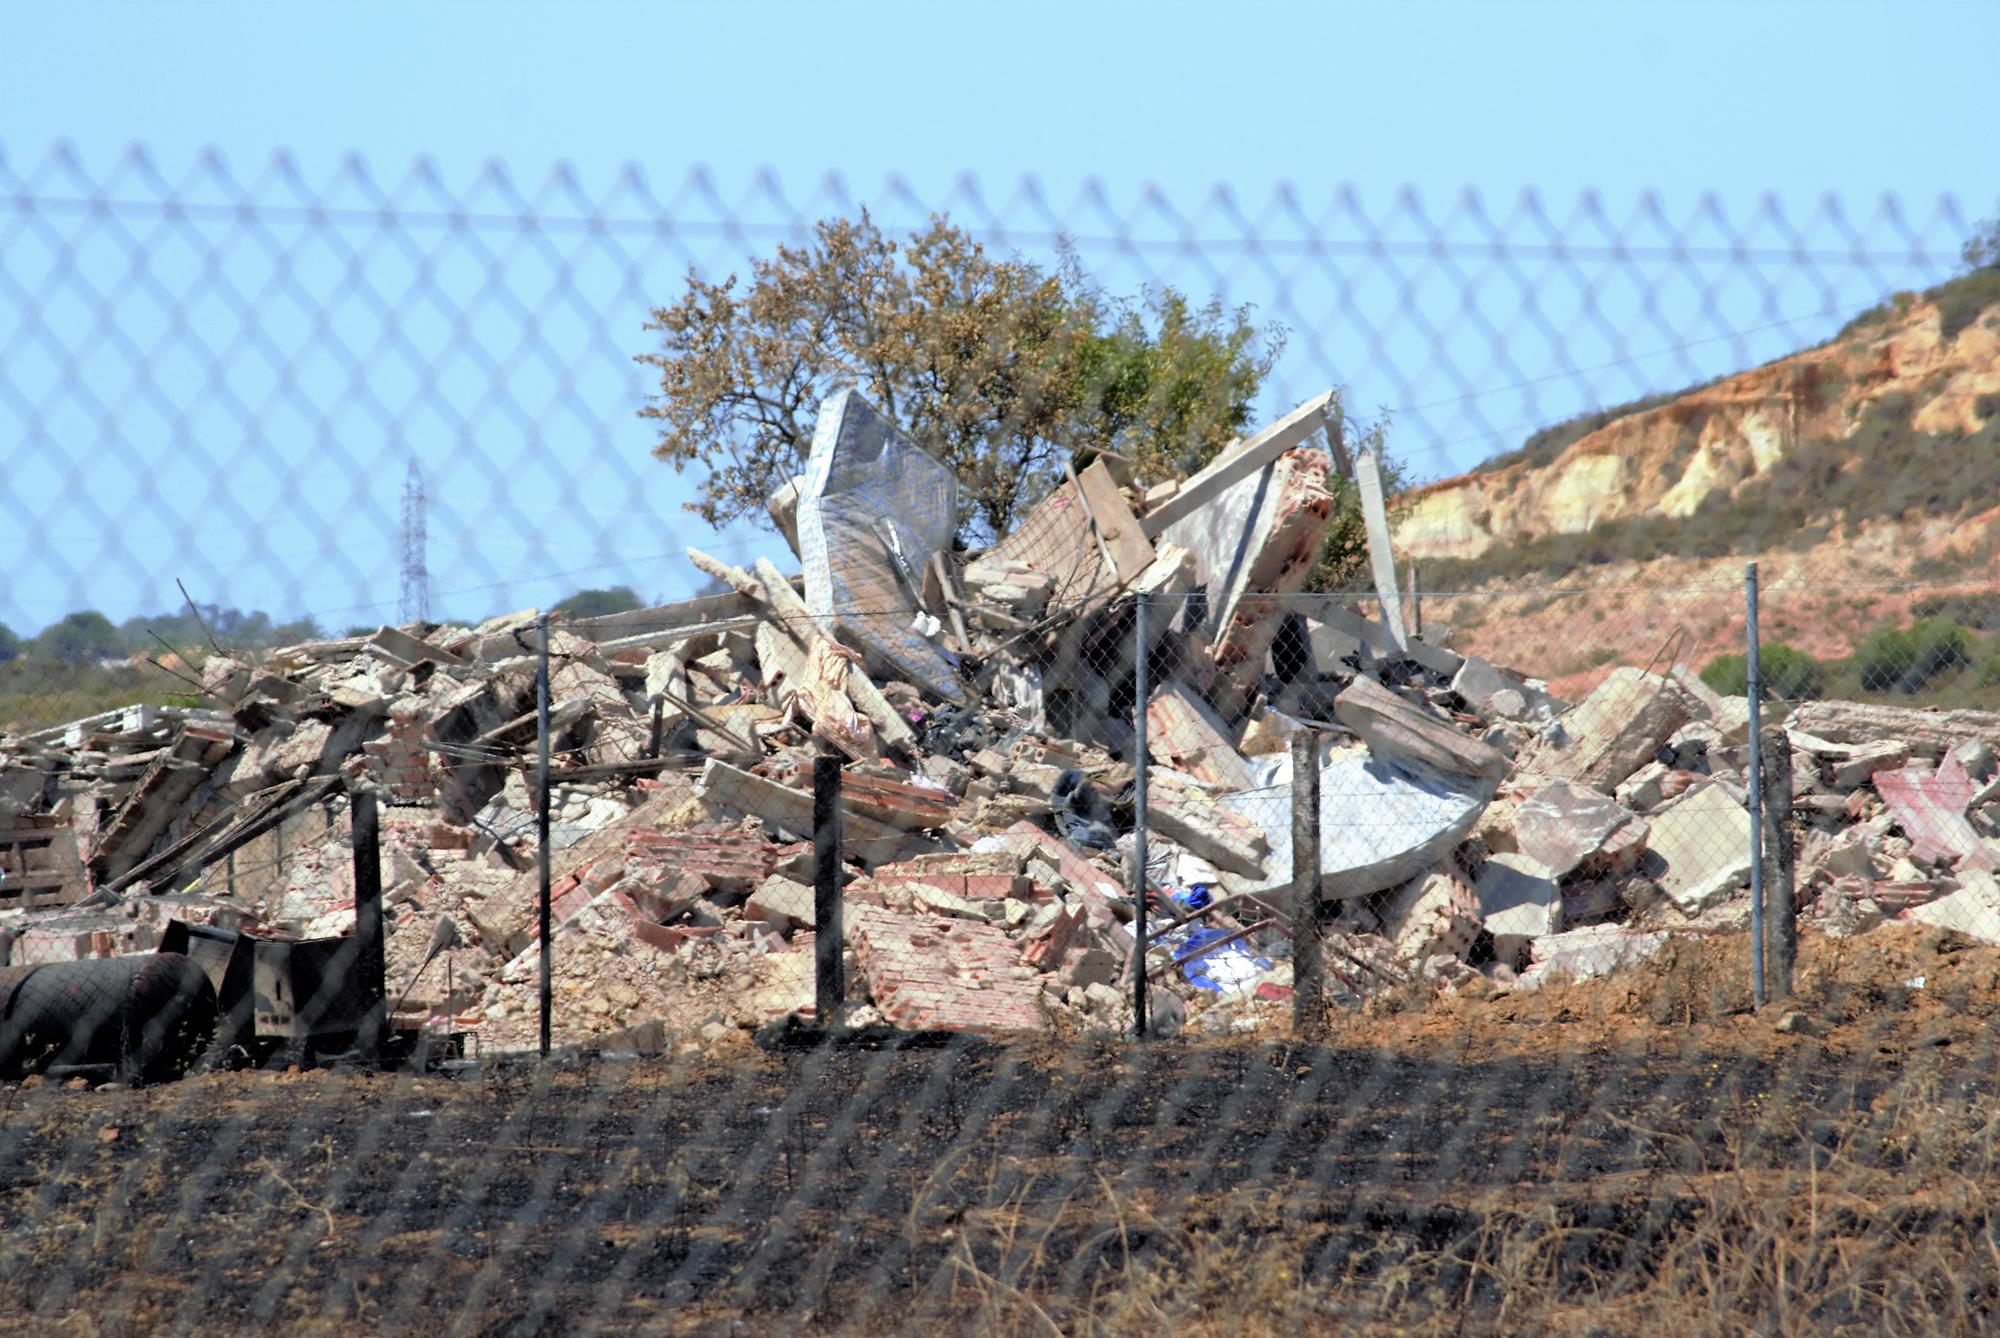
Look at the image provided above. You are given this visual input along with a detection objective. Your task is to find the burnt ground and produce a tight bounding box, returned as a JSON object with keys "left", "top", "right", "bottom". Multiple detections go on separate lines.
{"left": 4, "top": 926, "right": 2000, "bottom": 1336}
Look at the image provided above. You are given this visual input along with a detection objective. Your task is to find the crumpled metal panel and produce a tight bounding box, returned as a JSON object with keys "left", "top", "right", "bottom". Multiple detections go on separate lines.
{"left": 797, "top": 389, "right": 964, "bottom": 703}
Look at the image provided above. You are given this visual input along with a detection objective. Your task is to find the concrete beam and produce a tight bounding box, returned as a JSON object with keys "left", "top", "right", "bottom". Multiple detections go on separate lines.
{"left": 1138, "top": 390, "right": 1334, "bottom": 538}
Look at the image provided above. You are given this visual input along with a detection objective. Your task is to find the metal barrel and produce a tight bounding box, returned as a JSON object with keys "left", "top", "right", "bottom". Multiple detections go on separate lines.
{"left": 0, "top": 953, "right": 218, "bottom": 1083}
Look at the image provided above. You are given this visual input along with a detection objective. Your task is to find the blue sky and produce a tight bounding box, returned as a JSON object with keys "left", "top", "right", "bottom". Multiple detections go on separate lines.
{"left": 11, "top": 1, "right": 1993, "bottom": 207}
{"left": 2, "top": 1, "right": 1995, "bottom": 634}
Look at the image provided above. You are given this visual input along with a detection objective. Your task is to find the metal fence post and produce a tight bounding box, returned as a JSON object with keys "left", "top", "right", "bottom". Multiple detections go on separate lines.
{"left": 1745, "top": 562, "right": 1766, "bottom": 1008}
{"left": 1131, "top": 591, "right": 1151, "bottom": 1039}
{"left": 1291, "top": 727, "right": 1325, "bottom": 1039}
{"left": 1761, "top": 729, "right": 1796, "bottom": 1000}
{"left": 537, "top": 610, "right": 553, "bottom": 1058}
{"left": 813, "top": 752, "right": 844, "bottom": 1024}
{"left": 351, "top": 786, "right": 386, "bottom": 1059}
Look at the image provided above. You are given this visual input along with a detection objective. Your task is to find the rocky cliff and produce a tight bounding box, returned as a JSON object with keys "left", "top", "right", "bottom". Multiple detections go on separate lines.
{"left": 1397, "top": 274, "right": 2000, "bottom": 566}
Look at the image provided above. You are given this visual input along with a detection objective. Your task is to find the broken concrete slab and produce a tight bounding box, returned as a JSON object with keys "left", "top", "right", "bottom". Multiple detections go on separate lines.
{"left": 1147, "top": 682, "right": 1256, "bottom": 791}
{"left": 1138, "top": 390, "right": 1334, "bottom": 538}
{"left": 697, "top": 759, "right": 932, "bottom": 866}
{"left": 908, "top": 881, "right": 996, "bottom": 921}
{"left": 1221, "top": 750, "right": 1492, "bottom": 901}
{"left": 1334, "top": 674, "right": 1510, "bottom": 782}
{"left": 1377, "top": 865, "right": 1481, "bottom": 963}
{"left": 1452, "top": 655, "right": 1560, "bottom": 722}
{"left": 1642, "top": 780, "right": 1755, "bottom": 913}
{"left": 1474, "top": 852, "right": 1560, "bottom": 968}
{"left": 1516, "top": 925, "right": 1670, "bottom": 988}
{"left": 1146, "top": 768, "right": 1271, "bottom": 878}
{"left": 1300, "top": 600, "right": 1464, "bottom": 679}
{"left": 1519, "top": 667, "right": 1691, "bottom": 794}
{"left": 1709, "top": 697, "right": 1753, "bottom": 748}
{"left": 1514, "top": 779, "right": 1649, "bottom": 879}
{"left": 1903, "top": 868, "right": 2000, "bottom": 944}
{"left": 1787, "top": 700, "right": 2000, "bottom": 760}
{"left": 1354, "top": 444, "right": 1407, "bottom": 650}
{"left": 1790, "top": 731, "right": 1911, "bottom": 790}
{"left": 746, "top": 875, "right": 816, "bottom": 933}
{"left": 795, "top": 389, "right": 963, "bottom": 703}
{"left": 1875, "top": 755, "right": 1995, "bottom": 870}
{"left": 849, "top": 904, "right": 1049, "bottom": 1032}
{"left": 1813, "top": 821, "right": 1890, "bottom": 881}
{"left": 1614, "top": 761, "right": 1672, "bottom": 813}
{"left": 368, "top": 624, "right": 469, "bottom": 670}
{"left": 1665, "top": 665, "right": 1724, "bottom": 720}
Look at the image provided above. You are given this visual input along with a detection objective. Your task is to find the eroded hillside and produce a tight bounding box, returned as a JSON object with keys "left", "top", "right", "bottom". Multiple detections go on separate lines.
{"left": 1393, "top": 269, "right": 2000, "bottom": 695}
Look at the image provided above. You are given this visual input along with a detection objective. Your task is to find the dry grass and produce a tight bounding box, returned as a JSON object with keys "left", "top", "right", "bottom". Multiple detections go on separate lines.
{"left": 3, "top": 927, "right": 2000, "bottom": 1334}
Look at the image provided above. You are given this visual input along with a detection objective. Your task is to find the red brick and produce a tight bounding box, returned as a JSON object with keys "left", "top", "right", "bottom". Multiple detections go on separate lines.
{"left": 849, "top": 905, "right": 1044, "bottom": 1034}
{"left": 963, "top": 874, "right": 1029, "bottom": 900}
{"left": 1001, "top": 821, "right": 1126, "bottom": 903}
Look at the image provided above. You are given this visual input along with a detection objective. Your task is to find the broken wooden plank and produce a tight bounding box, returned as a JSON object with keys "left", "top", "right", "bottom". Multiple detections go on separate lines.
{"left": 588, "top": 617, "right": 763, "bottom": 655}
{"left": 1073, "top": 458, "right": 1154, "bottom": 582}
{"left": 0, "top": 818, "right": 89, "bottom": 909}
{"left": 687, "top": 547, "right": 818, "bottom": 711}
{"left": 698, "top": 759, "right": 937, "bottom": 865}
{"left": 930, "top": 552, "right": 972, "bottom": 651}
{"left": 92, "top": 721, "right": 237, "bottom": 883}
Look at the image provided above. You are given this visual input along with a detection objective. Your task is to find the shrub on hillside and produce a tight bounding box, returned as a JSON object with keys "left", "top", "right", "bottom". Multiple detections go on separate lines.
{"left": 1936, "top": 268, "right": 2000, "bottom": 343}
{"left": 1850, "top": 618, "right": 1973, "bottom": 694}
{"left": 1699, "top": 643, "right": 1824, "bottom": 700}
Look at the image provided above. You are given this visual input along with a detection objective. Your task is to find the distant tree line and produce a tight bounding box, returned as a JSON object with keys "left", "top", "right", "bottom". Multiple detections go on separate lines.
{"left": 0, "top": 585, "right": 667, "bottom": 669}
{"left": 0, "top": 606, "right": 324, "bottom": 668}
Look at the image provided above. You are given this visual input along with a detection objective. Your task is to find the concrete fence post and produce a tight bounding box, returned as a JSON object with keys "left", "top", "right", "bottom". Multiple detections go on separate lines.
{"left": 351, "top": 786, "right": 386, "bottom": 1059}
{"left": 813, "top": 752, "right": 845, "bottom": 1024}
{"left": 1760, "top": 729, "right": 1797, "bottom": 1000}
{"left": 1131, "top": 592, "right": 1151, "bottom": 1039}
{"left": 1745, "top": 563, "right": 1767, "bottom": 1007}
{"left": 1291, "top": 728, "right": 1325, "bottom": 1039}
{"left": 537, "top": 610, "right": 552, "bottom": 1058}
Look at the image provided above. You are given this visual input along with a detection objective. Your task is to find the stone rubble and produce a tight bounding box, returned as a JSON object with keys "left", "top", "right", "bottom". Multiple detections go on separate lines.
{"left": 7, "top": 386, "right": 2000, "bottom": 1050}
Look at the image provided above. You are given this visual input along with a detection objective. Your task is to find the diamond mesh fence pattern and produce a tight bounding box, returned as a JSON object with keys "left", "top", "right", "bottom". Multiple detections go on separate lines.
{"left": 5, "top": 144, "right": 2000, "bottom": 1332}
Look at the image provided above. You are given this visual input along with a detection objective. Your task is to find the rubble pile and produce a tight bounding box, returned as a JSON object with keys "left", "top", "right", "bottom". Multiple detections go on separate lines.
{"left": 8, "top": 387, "right": 2000, "bottom": 1051}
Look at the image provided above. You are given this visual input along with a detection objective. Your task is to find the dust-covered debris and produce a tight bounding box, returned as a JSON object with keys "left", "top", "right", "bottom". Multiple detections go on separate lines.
{"left": 6, "top": 389, "right": 2000, "bottom": 1059}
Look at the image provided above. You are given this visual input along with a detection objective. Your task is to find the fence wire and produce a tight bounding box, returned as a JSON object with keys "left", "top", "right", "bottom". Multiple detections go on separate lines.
{"left": 4, "top": 146, "right": 2000, "bottom": 1334}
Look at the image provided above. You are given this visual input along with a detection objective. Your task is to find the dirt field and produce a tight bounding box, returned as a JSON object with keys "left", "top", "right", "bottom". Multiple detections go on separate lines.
{"left": 3, "top": 925, "right": 1999, "bottom": 1336}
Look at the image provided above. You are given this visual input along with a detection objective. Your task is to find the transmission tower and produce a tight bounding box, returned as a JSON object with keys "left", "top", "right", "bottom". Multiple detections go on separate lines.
{"left": 399, "top": 460, "right": 430, "bottom": 623}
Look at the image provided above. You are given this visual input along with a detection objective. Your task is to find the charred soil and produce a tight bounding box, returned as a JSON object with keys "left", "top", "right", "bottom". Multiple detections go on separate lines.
{"left": 4, "top": 928, "right": 2000, "bottom": 1336}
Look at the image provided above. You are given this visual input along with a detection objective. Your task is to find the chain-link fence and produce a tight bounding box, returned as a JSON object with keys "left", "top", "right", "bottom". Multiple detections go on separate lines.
{"left": 5, "top": 146, "right": 2000, "bottom": 1332}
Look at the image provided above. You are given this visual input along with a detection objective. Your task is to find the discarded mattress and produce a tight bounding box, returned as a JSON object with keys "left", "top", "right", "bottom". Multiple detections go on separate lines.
{"left": 1219, "top": 751, "right": 1491, "bottom": 900}
{"left": 796, "top": 388, "right": 965, "bottom": 703}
